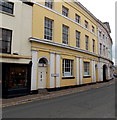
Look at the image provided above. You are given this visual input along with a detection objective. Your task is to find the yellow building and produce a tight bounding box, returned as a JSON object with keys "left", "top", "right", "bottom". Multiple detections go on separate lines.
{"left": 29, "top": 0, "right": 99, "bottom": 92}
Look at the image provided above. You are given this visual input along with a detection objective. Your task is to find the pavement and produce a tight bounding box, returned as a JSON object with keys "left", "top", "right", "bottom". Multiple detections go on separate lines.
{"left": 1, "top": 78, "right": 116, "bottom": 108}
{"left": 2, "top": 80, "right": 115, "bottom": 118}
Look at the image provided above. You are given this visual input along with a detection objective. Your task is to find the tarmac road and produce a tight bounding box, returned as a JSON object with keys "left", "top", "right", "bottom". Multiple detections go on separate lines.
{"left": 2, "top": 81, "right": 115, "bottom": 118}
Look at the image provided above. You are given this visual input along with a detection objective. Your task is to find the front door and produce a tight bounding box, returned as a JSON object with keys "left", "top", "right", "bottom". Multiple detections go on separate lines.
{"left": 38, "top": 67, "right": 46, "bottom": 88}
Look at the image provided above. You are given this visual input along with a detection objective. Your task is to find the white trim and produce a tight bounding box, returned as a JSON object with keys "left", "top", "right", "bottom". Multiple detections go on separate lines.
{"left": 76, "top": 57, "right": 80, "bottom": 85}
{"left": 56, "top": 54, "right": 60, "bottom": 87}
{"left": 79, "top": 58, "right": 83, "bottom": 84}
{"left": 91, "top": 60, "right": 94, "bottom": 82}
{"left": 50, "top": 53, "right": 55, "bottom": 88}
{"left": 38, "top": 56, "right": 49, "bottom": 65}
{"left": 93, "top": 61, "right": 96, "bottom": 82}
{"left": 32, "top": 1, "right": 97, "bottom": 37}
{"left": 30, "top": 37, "right": 98, "bottom": 57}
{"left": 31, "top": 50, "right": 38, "bottom": 90}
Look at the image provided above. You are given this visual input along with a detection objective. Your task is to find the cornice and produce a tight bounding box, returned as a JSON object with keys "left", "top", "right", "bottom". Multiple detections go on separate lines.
{"left": 29, "top": 37, "right": 98, "bottom": 57}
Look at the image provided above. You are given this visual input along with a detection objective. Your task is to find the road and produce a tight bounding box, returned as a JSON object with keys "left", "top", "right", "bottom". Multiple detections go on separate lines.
{"left": 2, "top": 82, "right": 115, "bottom": 118}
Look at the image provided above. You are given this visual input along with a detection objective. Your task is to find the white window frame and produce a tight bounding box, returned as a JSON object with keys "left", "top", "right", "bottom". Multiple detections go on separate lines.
{"left": 84, "top": 62, "right": 90, "bottom": 76}
{"left": 62, "top": 59, "right": 73, "bottom": 77}
{"left": 44, "top": 17, "right": 53, "bottom": 40}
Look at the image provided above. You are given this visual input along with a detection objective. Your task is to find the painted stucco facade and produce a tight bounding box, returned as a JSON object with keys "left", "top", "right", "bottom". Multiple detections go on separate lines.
{"left": 30, "top": 0, "right": 100, "bottom": 91}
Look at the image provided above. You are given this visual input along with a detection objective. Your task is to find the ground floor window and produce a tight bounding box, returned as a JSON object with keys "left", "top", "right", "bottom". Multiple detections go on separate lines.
{"left": 2, "top": 63, "right": 31, "bottom": 98}
{"left": 84, "top": 62, "right": 90, "bottom": 76}
{"left": 62, "top": 59, "right": 73, "bottom": 77}
{"left": 7, "top": 66, "right": 28, "bottom": 89}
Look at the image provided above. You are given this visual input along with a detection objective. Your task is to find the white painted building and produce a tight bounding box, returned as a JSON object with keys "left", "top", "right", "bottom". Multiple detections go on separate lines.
{"left": 97, "top": 20, "right": 113, "bottom": 81}
{"left": 0, "top": 0, "right": 33, "bottom": 98}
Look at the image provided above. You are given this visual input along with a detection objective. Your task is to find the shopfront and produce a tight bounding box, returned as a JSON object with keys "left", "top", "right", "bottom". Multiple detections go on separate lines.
{"left": 2, "top": 62, "right": 32, "bottom": 98}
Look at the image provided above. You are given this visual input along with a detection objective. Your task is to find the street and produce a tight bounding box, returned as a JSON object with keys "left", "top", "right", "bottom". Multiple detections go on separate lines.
{"left": 2, "top": 81, "right": 115, "bottom": 118}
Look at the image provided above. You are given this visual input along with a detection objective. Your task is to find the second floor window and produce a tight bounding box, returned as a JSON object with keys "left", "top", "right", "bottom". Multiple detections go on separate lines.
{"left": 44, "top": 18, "right": 53, "bottom": 40}
{"left": 92, "top": 39, "right": 95, "bottom": 52}
{"left": 62, "top": 6, "right": 68, "bottom": 17}
{"left": 85, "top": 35, "right": 89, "bottom": 50}
{"left": 0, "top": 1, "right": 14, "bottom": 14}
{"left": 0, "top": 28, "right": 12, "bottom": 54}
{"left": 76, "top": 31, "right": 80, "bottom": 48}
{"left": 62, "top": 59, "right": 73, "bottom": 77}
{"left": 62, "top": 25, "right": 69, "bottom": 44}
{"left": 75, "top": 14, "right": 80, "bottom": 23}
{"left": 92, "top": 26, "right": 95, "bottom": 33}
{"left": 84, "top": 20, "right": 88, "bottom": 28}
{"left": 45, "top": 0, "right": 53, "bottom": 9}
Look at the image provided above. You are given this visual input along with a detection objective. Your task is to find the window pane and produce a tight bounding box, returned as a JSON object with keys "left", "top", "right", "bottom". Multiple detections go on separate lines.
{"left": 62, "top": 59, "right": 73, "bottom": 77}
{"left": 44, "top": 18, "right": 53, "bottom": 40}
{"left": 1, "top": 2, "right": 14, "bottom": 14}
{"left": 0, "top": 28, "right": 12, "bottom": 53}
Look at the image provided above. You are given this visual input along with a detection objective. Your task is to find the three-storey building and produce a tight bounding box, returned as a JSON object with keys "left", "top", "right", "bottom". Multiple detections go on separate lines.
{"left": 29, "top": 0, "right": 99, "bottom": 92}
{"left": 0, "top": 0, "right": 33, "bottom": 97}
{"left": 97, "top": 20, "right": 113, "bottom": 81}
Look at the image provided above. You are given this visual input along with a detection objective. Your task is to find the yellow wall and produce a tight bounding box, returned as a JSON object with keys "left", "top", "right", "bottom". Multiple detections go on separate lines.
{"left": 31, "top": 0, "right": 99, "bottom": 88}
{"left": 32, "top": 1, "right": 98, "bottom": 54}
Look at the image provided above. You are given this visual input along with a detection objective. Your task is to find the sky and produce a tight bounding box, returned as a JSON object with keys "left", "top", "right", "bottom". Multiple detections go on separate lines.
{"left": 77, "top": 0, "right": 116, "bottom": 64}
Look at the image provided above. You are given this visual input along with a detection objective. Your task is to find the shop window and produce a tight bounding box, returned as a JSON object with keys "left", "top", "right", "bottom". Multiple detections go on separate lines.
{"left": 7, "top": 66, "right": 28, "bottom": 89}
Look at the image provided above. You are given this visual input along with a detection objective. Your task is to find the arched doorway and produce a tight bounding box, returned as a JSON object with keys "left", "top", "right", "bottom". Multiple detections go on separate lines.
{"left": 38, "top": 57, "right": 48, "bottom": 89}
{"left": 103, "top": 64, "right": 107, "bottom": 82}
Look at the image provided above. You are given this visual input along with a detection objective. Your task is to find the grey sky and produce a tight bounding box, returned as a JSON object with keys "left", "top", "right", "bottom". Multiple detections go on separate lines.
{"left": 77, "top": 0, "right": 116, "bottom": 64}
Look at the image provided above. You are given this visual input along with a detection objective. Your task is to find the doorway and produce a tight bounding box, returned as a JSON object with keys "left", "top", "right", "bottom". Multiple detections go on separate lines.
{"left": 103, "top": 64, "right": 107, "bottom": 82}
{"left": 38, "top": 58, "right": 48, "bottom": 89}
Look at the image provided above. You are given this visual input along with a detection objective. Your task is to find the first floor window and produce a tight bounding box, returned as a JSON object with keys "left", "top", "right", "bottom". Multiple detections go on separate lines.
{"left": 44, "top": 17, "right": 53, "bottom": 40}
{"left": 62, "top": 59, "right": 73, "bottom": 77}
{"left": 85, "top": 35, "right": 89, "bottom": 50}
{"left": 0, "top": 28, "right": 12, "bottom": 53}
{"left": 84, "top": 62, "right": 90, "bottom": 76}
{"left": 76, "top": 30, "right": 80, "bottom": 48}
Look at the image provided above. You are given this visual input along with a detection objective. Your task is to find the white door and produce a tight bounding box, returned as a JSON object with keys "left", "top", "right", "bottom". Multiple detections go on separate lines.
{"left": 38, "top": 67, "right": 46, "bottom": 88}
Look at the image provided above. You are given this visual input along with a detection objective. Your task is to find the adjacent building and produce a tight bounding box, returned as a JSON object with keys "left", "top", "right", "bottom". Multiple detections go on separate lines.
{"left": 0, "top": 0, "right": 33, "bottom": 97}
{"left": 97, "top": 20, "right": 113, "bottom": 81}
